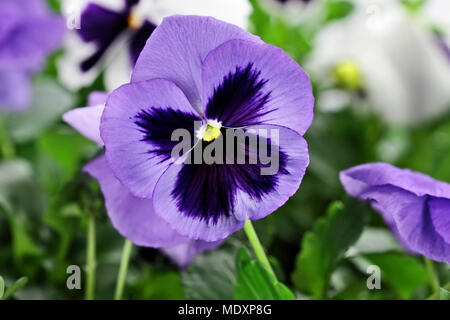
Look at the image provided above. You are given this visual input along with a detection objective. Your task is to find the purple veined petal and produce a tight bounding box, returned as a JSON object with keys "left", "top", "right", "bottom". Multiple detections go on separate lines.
{"left": 340, "top": 163, "right": 450, "bottom": 263}
{"left": 132, "top": 15, "right": 261, "bottom": 113}
{"left": 162, "top": 240, "right": 223, "bottom": 268}
{"left": 101, "top": 78, "right": 201, "bottom": 199}
{"left": 202, "top": 39, "right": 314, "bottom": 136}
{"left": 0, "top": 70, "right": 31, "bottom": 111}
{"left": 429, "top": 197, "right": 450, "bottom": 245}
{"left": 84, "top": 156, "right": 189, "bottom": 248}
{"left": 340, "top": 162, "right": 450, "bottom": 200}
{"left": 152, "top": 125, "right": 309, "bottom": 241}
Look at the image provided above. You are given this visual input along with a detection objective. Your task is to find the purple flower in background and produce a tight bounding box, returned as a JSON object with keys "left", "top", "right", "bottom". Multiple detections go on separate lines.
{"left": 0, "top": 0, "right": 64, "bottom": 111}
{"left": 64, "top": 92, "right": 221, "bottom": 267}
{"left": 340, "top": 162, "right": 450, "bottom": 263}
{"left": 100, "top": 15, "right": 313, "bottom": 241}
{"left": 58, "top": 0, "right": 251, "bottom": 90}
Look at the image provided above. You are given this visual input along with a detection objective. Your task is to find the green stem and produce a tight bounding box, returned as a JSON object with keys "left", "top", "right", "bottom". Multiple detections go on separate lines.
{"left": 424, "top": 257, "right": 440, "bottom": 298}
{"left": 243, "top": 220, "right": 276, "bottom": 279}
{"left": 85, "top": 213, "right": 96, "bottom": 300}
{"left": 114, "top": 239, "right": 133, "bottom": 300}
{"left": 0, "top": 119, "right": 14, "bottom": 160}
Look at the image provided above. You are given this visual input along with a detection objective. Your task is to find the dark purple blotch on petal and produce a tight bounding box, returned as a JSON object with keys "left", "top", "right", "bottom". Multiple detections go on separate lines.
{"left": 129, "top": 20, "right": 157, "bottom": 66}
{"left": 134, "top": 107, "right": 200, "bottom": 162}
{"left": 205, "top": 63, "right": 273, "bottom": 128}
{"left": 77, "top": 3, "right": 129, "bottom": 71}
{"left": 172, "top": 131, "right": 289, "bottom": 224}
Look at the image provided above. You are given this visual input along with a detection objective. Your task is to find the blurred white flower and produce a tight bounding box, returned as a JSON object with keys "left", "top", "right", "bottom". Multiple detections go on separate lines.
{"left": 306, "top": 0, "right": 450, "bottom": 126}
{"left": 58, "top": 0, "right": 252, "bottom": 91}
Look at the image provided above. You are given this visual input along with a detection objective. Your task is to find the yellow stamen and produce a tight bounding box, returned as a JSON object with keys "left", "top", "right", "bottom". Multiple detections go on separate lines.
{"left": 333, "top": 60, "right": 362, "bottom": 91}
{"left": 127, "top": 13, "right": 142, "bottom": 30}
{"left": 202, "top": 125, "right": 221, "bottom": 142}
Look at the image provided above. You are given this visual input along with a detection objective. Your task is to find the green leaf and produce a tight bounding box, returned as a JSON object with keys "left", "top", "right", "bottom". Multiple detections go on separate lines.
{"left": 182, "top": 244, "right": 238, "bottom": 300}
{"left": 292, "top": 199, "right": 369, "bottom": 299}
{"left": 234, "top": 248, "right": 295, "bottom": 300}
{"left": 361, "top": 252, "right": 428, "bottom": 299}
{"left": 440, "top": 288, "right": 450, "bottom": 300}
{"left": 325, "top": 0, "right": 355, "bottom": 22}
{"left": 1, "top": 78, "right": 74, "bottom": 143}
{"left": 1, "top": 277, "right": 28, "bottom": 300}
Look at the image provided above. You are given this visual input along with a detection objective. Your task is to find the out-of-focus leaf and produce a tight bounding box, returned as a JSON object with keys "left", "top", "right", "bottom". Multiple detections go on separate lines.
{"left": 440, "top": 288, "right": 450, "bottom": 300}
{"left": 0, "top": 160, "right": 43, "bottom": 262}
{"left": 292, "top": 199, "right": 369, "bottom": 299}
{"left": 325, "top": 0, "right": 354, "bottom": 22}
{"left": 357, "top": 252, "right": 428, "bottom": 299}
{"left": 1, "top": 277, "right": 28, "bottom": 300}
{"left": 1, "top": 78, "right": 74, "bottom": 143}
{"left": 182, "top": 245, "right": 238, "bottom": 300}
{"left": 234, "top": 248, "right": 295, "bottom": 300}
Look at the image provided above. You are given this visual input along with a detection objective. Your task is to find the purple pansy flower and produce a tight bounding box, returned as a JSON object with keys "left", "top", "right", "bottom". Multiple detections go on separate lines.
{"left": 0, "top": 0, "right": 64, "bottom": 111}
{"left": 64, "top": 92, "right": 222, "bottom": 267}
{"left": 65, "top": 15, "right": 313, "bottom": 249}
{"left": 100, "top": 15, "right": 313, "bottom": 242}
{"left": 340, "top": 162, "right": 450, "bottom": 263}
{"left": 58, "top": 0, "right": 251, "bottom": 90}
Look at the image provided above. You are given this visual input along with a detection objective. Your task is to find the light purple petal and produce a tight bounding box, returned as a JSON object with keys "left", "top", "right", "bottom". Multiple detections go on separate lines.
{"left": 132, "top": 15, "right": 261, "bottom": 113}
{"left": 63, "top": 91, "right": 107, "bottom": 146}
{"left": 162, "top": 240, "right": 223, "bottom": 268}
{"left": 340, "top": 163, "right": 450, "bottom": 263}
{"left": 84, "top": 156, "right": 188, "bottom": 248}
{"left": 0, "top": 70, "right": 31, "bottom": 111}
{"left": 101, "top": 78, "right": 199, "bottom": 199}
{"left": 340, "top": 162, "right": 450, "bottom": 199}
{"left": 429, "top": 197, "right": 450, "bottom": 245}
{"left": 202, "top": 39, "right": 314, "bottom": 135}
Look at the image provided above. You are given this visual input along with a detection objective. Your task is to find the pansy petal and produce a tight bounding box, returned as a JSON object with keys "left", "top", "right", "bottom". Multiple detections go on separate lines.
{"left": 63, "top": 91, "right": 107, "bottom": 146}
{"left": 153, "top": 125, "right": 309, "bottom": 241}
{"left": 162, "top": 240, "right": 223, "bottom": 268}
{"left": 429, "top": 197, "right": 450, "bottom": 245}
{"left": 63, "top": 106, "right": 105, "bottom": 146}
{"left": 339, "top": 162, "right": 450, "bottom": 200}
{"left": 340, "top": 163, "right": 450, "bottom": 262}
{"left": 132, "top": 15, "right": 261, "bottom": 112}
{"left": 202, "top": 39, "right": 314, "bottom": 135}
{"left": 84, "top": 156, "right": 187, "bottom": 248}
{"left": 101, "top": 78, "right": 200, "bottom": 199}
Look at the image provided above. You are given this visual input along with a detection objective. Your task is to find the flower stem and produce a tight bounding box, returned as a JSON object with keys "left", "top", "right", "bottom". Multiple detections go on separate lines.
{"left": 243, "top": 219, "right": 276, "bottom": 279}
{"left": 85, "top": 213, "right": 96, "bottom": 300}
{"left": 114, "top": 239, "right": 133, "bottom": 300}
{"left": 424, "top": 257, "right": 440, "bottom": 298}
{"left": 0, "top": 119, "right": 14, "bottom": 160}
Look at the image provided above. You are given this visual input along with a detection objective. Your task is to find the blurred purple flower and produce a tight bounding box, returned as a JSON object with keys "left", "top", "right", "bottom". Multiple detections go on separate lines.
{"left": 58, "top": 0, "right": 251, "bottom": 91}
{"left": 0, "top": 0, "right": 64, "bottom": 111}
{"left": 340, "top": 162, "right": 450, "bottom": 263}
{"left": 64, "top": 92, "right": 221, "bottom": 268}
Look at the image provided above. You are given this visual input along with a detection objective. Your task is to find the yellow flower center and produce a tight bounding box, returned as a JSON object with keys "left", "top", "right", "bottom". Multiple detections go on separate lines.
{"left": 333, "top": 60, "right": 362, "bottom": 90}
{"left": 127, "top": 13, "right": 142, "bottom": 30}
{"left": 202, "top": 125, "right": 222, "bottom": 142}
